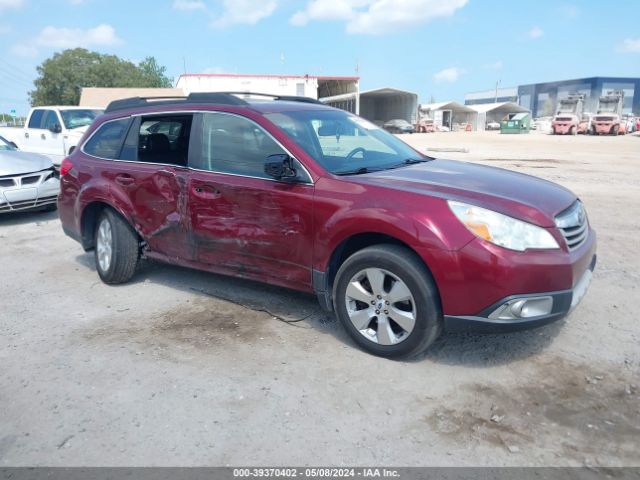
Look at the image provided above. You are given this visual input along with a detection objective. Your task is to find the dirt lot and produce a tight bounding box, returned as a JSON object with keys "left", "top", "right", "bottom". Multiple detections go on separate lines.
{"left": 1, "top": 131, "right": 638, "bottom": 467}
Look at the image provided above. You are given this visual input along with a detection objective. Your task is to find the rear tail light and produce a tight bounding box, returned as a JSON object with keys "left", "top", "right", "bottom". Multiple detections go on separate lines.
{"left": 60, "top": 158, "right": 73, "bottom": 177}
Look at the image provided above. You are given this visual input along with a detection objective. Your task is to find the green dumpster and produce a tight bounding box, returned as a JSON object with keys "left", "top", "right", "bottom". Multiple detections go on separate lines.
{"left": 500, "top": 112, "right": 530, "bottom": 134}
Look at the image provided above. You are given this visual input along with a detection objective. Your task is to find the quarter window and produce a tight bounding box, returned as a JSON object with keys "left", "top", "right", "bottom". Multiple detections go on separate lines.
{"left": 193, "top": 112, "right": 287, "bottom": 178}
{"left": 83, "top": 118, "right": 131, "bottom": 159}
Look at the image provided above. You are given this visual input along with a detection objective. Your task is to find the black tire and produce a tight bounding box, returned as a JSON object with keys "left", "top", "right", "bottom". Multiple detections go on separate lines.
{"left": 611, "top": 125, "right": 619, "bottom": 136}
{"left": 94, "top": 208, "right": 139, "bottom": 284}
{"left": 333, "top": 244, "right": 442, "bottom": 358}
{"left": 570, "top": 126, "right": 577, "bottom": 136}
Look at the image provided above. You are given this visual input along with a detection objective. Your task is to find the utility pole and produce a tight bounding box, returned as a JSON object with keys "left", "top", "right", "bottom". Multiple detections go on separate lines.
{"left": 494, "top": 79, "right": 501, "bottom": 103}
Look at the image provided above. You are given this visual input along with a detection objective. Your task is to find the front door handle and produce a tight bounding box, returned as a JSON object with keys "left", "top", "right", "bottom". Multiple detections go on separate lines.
{"left": 41, "top": 134, "right": 46, "bottom": 140}
{"left": 24, "top": 132, "right": 29, "bottom": 139}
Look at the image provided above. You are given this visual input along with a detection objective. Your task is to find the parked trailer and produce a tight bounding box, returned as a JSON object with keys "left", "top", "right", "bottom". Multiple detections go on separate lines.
{"left": 592, "top": 90, "right": 626, "bottom": 135}
{"left": 551, "top": 93, "right": 590, "bottom": 135}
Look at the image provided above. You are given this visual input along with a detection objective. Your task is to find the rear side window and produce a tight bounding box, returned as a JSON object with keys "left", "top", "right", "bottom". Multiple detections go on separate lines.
{"left": 28, "top": 109, "right": 45, "bottom": 129}
{"left": 83, "top": 118, "right": 131, "bottom": 159}
{"left": 137, "top": 114, "right": 193, "bottom": 166}
{"left": 192, "top": 112, "right": 286, "bottom": 178}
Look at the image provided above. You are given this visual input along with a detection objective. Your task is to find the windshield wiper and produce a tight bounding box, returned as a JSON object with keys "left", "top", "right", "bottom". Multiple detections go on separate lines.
{"left": 386, "top": 158, "right": 430, "bottom": 169}
{"left": 334, "top": 167, "right": 376, "bottom": 176}
{"left": 335, "top": 159, "right": 430, "bottom": 176}
{"left": 402, "top": 158, "right": 429, "bottom": 164}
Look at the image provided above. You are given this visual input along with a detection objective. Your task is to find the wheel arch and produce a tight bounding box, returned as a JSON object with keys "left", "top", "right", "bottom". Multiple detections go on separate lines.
{"left": 79, "top": 201, "right": 139, "bottom": 251}
{"left": 314, "top": 231, "right": 442, "bottom": 312}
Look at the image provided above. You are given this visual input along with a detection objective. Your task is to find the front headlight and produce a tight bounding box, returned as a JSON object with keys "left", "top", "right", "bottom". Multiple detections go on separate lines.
{"left": 448, "top": 201, "right": 559, "bottom": 251}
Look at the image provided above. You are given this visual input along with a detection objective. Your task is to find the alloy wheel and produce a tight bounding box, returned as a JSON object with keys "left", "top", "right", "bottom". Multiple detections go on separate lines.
{"left": 96, "top": 219, "right": 113, "bottom": 272}
{"left": 345, "top": 268, "right": 416, "bottom": 345}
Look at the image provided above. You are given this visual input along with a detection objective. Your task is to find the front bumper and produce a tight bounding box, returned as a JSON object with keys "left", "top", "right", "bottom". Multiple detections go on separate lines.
{"left": 593, "top": 123, "right": 614, "bottom": 134}
{"left": 444, "top": 254, "right": 596, "bottom": 333}
{"left": 0, "top": 177, "right": 60, "bottom": 213}
{"left": 553, "top": 124, "right": 572, "bottom": 134}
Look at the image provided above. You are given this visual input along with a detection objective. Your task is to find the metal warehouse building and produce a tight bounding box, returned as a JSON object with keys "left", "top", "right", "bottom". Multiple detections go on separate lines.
{"left": 176, "top": 73, "right": 418, "bottom": 124}
{"left": 465, "top": 77, "right": 640, "bottom": 117}
{"left": 176, "top": 73, "right": 360, "bottom": 110}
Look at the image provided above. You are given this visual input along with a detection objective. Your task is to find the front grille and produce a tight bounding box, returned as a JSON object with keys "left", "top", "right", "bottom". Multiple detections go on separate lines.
{"left": 0, "top": 178, "right": 15, "bottom": 187}
{"left": 555, "top": 201, "right": 589, "bottom": 251}
{"left": 21, "top": 175, "right": 41, "bottom": 185}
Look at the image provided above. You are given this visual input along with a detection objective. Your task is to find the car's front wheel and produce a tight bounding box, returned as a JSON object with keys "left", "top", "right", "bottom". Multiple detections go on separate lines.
{"left": 94, "top": 209, "right": 139, "bottom": 284}
{"left": 333, "top": 245, "right": 442, "bottom": 358}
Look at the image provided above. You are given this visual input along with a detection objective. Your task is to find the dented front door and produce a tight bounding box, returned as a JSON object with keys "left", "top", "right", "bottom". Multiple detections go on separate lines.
{"left": 187, "top": 170, "right": 315, "bottom": 290}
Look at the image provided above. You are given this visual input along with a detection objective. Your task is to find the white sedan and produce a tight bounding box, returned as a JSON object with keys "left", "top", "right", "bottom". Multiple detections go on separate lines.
{"left": 0, "top": 135, "right": 59, "bottom": 213}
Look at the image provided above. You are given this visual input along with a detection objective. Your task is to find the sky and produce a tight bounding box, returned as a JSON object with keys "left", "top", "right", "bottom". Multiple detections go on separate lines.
{"left": 0, "top": 0, "right": 639, "bottom": 115}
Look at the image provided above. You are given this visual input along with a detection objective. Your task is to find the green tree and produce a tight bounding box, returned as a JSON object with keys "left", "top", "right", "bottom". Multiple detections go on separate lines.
{"left": 137, "top": 56, "right": 173, "bottom": 88}
{"left": 29, "top": 48, "right": 173, "bottom": 106}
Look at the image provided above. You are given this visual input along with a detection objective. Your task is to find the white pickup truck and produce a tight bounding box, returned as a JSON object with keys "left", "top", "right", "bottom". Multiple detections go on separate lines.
{"left": 0, "top": 106, "right": 103, "bottom": 166}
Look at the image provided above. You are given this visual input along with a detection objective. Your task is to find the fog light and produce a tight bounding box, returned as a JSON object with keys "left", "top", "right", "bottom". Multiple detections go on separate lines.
{"left": 489, "top": 296, "right": 553, "bottom": 320}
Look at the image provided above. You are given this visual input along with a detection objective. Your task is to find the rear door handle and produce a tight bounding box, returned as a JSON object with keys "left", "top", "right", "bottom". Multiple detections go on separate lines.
{"left": 41, "top": 134, "right": 46, "bottom": 140}
{"left": 115, "top": 174, "right": 135, "bottom": 186}
{"left": 24, "top": 132, "right": 29, "bottom": 139}
{"left": 192, "top": 184, "right": 221, "bottom": 198}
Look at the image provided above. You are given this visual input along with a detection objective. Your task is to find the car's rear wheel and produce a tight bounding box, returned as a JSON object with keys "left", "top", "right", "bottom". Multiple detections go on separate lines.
{"left": 94, "top": 209, "right": 139, "bottom": 284}
{"left": 333, "top": 244, "right": 442, "bottom": 358}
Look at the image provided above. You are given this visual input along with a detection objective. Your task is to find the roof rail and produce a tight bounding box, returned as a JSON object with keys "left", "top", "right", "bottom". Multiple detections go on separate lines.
{"left": 104, "top": 91, "right": 324, "bottom": 113}
{"left": 217, "top": 92, "right": 324, "bottom": 105}
{"left": 104, "top": 92, "right": 249, "bottom": 113}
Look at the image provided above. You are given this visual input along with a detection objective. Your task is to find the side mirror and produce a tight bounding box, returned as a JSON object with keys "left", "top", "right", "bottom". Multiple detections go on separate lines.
{"left": 264, "top": 154, "right": 297, "bottom": 181}
{"left": 49, "top": 123, "right": 62, "bottom": 134}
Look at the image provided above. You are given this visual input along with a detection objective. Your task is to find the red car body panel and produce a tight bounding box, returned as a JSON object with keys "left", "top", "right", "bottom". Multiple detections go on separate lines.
{"left": 58, "top": 100, "right": 596, "bottom": 329}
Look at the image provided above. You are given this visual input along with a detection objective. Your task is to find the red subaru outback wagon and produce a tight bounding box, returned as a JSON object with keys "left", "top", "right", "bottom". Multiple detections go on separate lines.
{"left": 58, "top": 93, "right": 596, "bottom": 358}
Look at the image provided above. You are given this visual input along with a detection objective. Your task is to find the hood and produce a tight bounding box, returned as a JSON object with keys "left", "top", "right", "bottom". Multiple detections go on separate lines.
{"left": 352, "top": 159, "right": 577, "bottom": 227}
{"left": 0, "top": 150, "right": 53, "bottom": 176}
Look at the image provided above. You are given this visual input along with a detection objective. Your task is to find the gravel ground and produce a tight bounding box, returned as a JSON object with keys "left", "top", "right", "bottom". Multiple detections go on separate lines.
{"left": 1, "top": 131, "right": 638, "bottom": 467}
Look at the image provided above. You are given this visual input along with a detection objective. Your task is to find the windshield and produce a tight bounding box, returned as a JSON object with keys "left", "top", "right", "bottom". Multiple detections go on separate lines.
{"left": 0, "top": 135, "right": 17, "bottom": 151}
{"left": 60, "top": 109, "right": 103, "bottom": 129}
{"left": 265, "top": 110, "right": 429, "bottom": 175}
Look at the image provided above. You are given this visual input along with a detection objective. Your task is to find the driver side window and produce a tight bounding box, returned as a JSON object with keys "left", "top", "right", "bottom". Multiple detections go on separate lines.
{"left": 193, "top": 112, "right": 287, "bottom": 179}
{"left": 42, "top": 111, "right": 60, "bottom": 131}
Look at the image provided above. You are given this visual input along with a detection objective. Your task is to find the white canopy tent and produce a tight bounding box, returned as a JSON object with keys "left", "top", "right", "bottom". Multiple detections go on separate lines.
{"left": 358, "top": 88, "right": 419, "bottom": 125}
{"left": 469, "top": 102, "right": 530, "bottom": 131}
{"left": 418, "top": 101, "right": 476, "bottom": 131}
